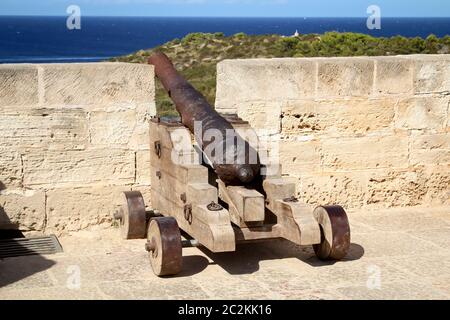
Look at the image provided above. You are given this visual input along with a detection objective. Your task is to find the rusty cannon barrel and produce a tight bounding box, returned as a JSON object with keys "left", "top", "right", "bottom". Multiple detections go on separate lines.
{"left": 148, "top": 52, "right": 260, "bottom": 185}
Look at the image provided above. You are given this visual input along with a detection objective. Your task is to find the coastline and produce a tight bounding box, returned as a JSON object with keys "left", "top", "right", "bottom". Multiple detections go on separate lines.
{"left": 1, "top": 16, "right": 449, "bottom": 64}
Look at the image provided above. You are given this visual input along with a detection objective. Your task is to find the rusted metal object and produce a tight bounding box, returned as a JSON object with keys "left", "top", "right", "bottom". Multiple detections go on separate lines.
{"left": 148, "top": 52, "right": 260, "bottom": 185}
{"left": 283, "top": 196, "right": 299, "bottom": 203}
{"left": 183, "top": 204, "right": 192, "bottom": 224}
{"left": 207, "top": 201, "right": 223, "bottom": 212}
{"left": 115, "top": 191, "right": 147, "bottom": 240}
{"left": 154, "top": 140, "right": 161, "bottom": 158}
{"left": 312, "top": 205, "right": 351, "bottom": 260}
{"left": 181, "top": 239, "right": 201, "bottom": 248}
{"left": 146, "top": 217, "right": 182, "bottom": 276}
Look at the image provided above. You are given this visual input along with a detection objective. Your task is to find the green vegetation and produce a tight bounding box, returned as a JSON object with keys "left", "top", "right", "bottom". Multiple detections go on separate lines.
{"left": 110, "top": 32, "right": 450, "bottom": 116}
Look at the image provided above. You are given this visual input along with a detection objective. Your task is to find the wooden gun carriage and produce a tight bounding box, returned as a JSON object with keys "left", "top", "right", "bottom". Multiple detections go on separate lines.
{"left": 113, "top": 53, "right": 351, "bottom": 276}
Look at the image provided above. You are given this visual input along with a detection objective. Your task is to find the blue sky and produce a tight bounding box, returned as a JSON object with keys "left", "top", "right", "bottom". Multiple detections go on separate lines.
{"left": 0, "top": 0, "right": 449, "bottom": 17}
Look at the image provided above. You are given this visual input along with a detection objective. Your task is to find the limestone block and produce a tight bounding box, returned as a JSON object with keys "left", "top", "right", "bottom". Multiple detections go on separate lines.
{"left": 281, "top": 98, "right": 396, "bottom": 137}
{"left": 0, "top": 106, "right": 88, "bottom": 150}
{"left": 367, "top": 169, "right": 423, "bottom": 207}
{"left": 136, "top": 150, "right": 151, "bottom": 185}
{"left": 395, "top": 97, "right": 448, "bottom": 131}
{"left": 136, "top": 101, "right": 157, "bottom": 119}
{"left": 0, "top": 148, "right": 22, "bottom": 189}
{"left": 320, "top": 135, "right": 409, "bottom": 170}
{"left": 317, "top": 58, "right": 374, "bottom": 97}
{"left": 45, "top": 186, "right": 131, "bottom": 233}
{"left": 279, "top": 139, "right": 321, "bottom": 173}
{"left": 42, "top": 63, "right": 154, "bottom": 106}
{"left": 374, "top": 57, "right": 413, "bottom": 95}
{"left": 299, "top": 173, "right": 368, "bottom": 209}
{"left": 216, "top": 58, "right": 316, "bottom": 107}
{"left": 0, "top": 190, "right": 45, "bottom": 231}
{"left": 421, "top": 165, "right": 450, "bottom": 205}
{"left": 22, "top": 149, "right": 135, "bottom": 187}
{"left": 367, "top": 166, "right": 450, "bottom": 207}
{"left": 89, "top": 109, "right": 136, "bottom": 145}
{"left": 235, "top": 101, "right": 282, "bottom": 134}
{"left": 128, "top": 121, "right": 151, "bottom": 151}
{"left": 410, "top": 132, "right": 450, "bottom": 166}
{"left": 87, "top": 103, "right": 153, "bottom": 150}
{"left": 132, "top": 102, "right": 156, "bottom": 150}
{"left": 413, "top": 55, "right": 450, "bottom": 94}
{"left": 0, "top": 64, "right": 39, "bottom": 106}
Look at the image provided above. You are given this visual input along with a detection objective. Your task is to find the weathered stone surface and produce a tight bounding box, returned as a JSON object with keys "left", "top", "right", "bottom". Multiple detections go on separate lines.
{"left": 2, "top": 205, "right": 450, "bottom": 300}
{"left": 128, "top": 122, "right": 151, "bottom": 151}
{"left": 367, "top": 169, "right": 425, "bottom": 207}
{"left": 337, "top": 282, "right": 448, "bottom": 300}
{"left": 413, "top": 55, "right": 450, "bottom": 94}
{"left": 136, "top": 150, "right": 151, "bottom": 185}
{"left": 1, "top": 56, "right": 450, "bottom": 234}
{"left": 281, "top": 98, "right": 396, "bottom": 137}
{"left": 408, "top": 228, "right": 450, "bottom": 250}
{"left": 0, "top": 190, "right": 45, "bottom": 231}
{"left": 214, "top": 55, "right": 450, "bottom": 209}
{"left": 45, "top": 186, "right": 130, "bottom": 233}
{"left": 374, "top": 57, "right": 413, "bottom": 95}
{"left": 366, "top": 166, "right": 450, "bottom": 207}
{"left": 410, "top": 132, "right": 450, "bottom": 166}
{"left": 135, "top": 102, "right": 157, "bottom": 122}
{"left": 420, "top": 165, "right": 450, "bottom": 205}
{"left": 395, "top": 97, "right": 448, "bottom": 131}
{"left": 234, "top": 101, "right": 282, "bottom": 134}
{"left": 0, "top": 148, "right": 22, "bottom": 189}
{"left": 216, "top": 58, "right": 316, "bottom": 106}
{"left": 279, "top": 139, "right": 321, "bottom": 173}
{"left": 0, "top": 65, "right": 39, "bottom": 106}
{"left": 299, "top": 172, "right": 367, "bottom": 208}
{"left": 22, "top": 149, "right": 135, "bottom": 187}
{"left": 320, "top": 135, "right": 409, "bottom": 170}
{"left": 351, "top": 211, "right": 449, "bottom": 233}
{"left": 0, "top": 106, "right": 88, "bottom": 150}
{"left": 129, "top": 102, "right": 156, "bottom": 151}
{"left": 317, "top": 58, "right": 374, "bottom": 97}
{"left": 63, "top": 103, "right": 153, "bottom": 151}
{"left": 89, "top": 109, "right": 136, "bottom": 146}
{"left": 42, "top": 63, "right": 154, "bottom": 106}
{"left": 0, "top": 62, "right": 158, "bottom": 232}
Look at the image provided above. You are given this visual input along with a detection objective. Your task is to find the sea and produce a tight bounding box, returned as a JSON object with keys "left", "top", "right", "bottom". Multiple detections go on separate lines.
{"left": 0, "top": 16, "right": 449, "bottom": 63}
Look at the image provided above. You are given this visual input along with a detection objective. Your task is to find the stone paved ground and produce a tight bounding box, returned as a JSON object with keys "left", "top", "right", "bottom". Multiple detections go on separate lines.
{"left": 0, "top": 206, "right": 449, "bottom": 300}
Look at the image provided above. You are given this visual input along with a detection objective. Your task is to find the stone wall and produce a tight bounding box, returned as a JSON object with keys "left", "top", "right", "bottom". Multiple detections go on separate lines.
{"left": 216, "top": 55, "right": 450, "bottom": 209}
{"left": 0, "top": 63, "right": 155, "bottom": 234}
{"left": 1, "top": 56, "right": 448, "bottom": 234}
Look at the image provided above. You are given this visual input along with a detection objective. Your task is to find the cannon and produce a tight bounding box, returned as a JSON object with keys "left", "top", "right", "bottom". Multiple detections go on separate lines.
{"left": 148, "top": 52, "right": 260, "bottom": 186}
{"left": 113, "top": 53, "right": 351, "bottom": 276}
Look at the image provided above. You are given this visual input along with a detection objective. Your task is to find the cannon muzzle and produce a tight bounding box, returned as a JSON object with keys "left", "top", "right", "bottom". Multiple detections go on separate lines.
{"left": 148, "top": 52, "right": 260, "bottom": 185}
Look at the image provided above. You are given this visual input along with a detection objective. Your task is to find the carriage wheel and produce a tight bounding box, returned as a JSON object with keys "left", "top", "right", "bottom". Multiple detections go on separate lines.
{"left": 312, "top": 205, "right": 351, "bottom": 260}
{"left": 114, "top": 191, "right": 147, "bottom": 240}
{"left": 146, "top": 217, "right": 182, "bottom": 276}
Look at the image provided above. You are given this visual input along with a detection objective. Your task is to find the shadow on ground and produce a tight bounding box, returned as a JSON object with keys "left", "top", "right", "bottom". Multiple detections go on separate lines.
{"left": 0, "top": 206, "right": 56, "bottom": 288}
{"left": 166, "top": 255, "right": 210, "bottom": 278}
{"left": 180, "top": 240, "right": 365, "bottom": 276}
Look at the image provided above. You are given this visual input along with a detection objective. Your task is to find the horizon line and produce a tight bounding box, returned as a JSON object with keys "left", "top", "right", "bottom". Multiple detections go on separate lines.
{"left": 1, "top": 15, "right": 449, "bottom": 18}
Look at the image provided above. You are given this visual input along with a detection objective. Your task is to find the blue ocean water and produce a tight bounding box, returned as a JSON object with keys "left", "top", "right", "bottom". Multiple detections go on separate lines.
{"left": 0, "top": 16, "right": 449, "bottom": 63}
